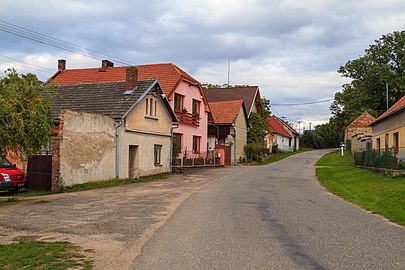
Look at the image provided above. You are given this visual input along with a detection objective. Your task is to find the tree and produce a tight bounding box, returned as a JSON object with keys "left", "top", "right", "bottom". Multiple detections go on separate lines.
{"left": 261, "top": 97, "right": 271, "bottom": 118}
{"left": 330, "top": 31, "right": 405, "bottom": 142}
{"left": 0, "top": 69, "right": 54, "bottom": 157}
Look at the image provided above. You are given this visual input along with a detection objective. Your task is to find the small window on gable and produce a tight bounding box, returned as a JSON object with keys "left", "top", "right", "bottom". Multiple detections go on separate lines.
{"left": 146, "top": 99, "right": 149, "bottom": 114}
{"left": 154, "top": 100, "right": 157, "bottom": 116}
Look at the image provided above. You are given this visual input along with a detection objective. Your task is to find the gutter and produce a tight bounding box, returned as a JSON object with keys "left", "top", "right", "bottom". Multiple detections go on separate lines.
{"left": 170, "top": 123, "right": 180, "bottom": 172}
{"left": 115, "top": 120, "right": 123, "bottom": 178}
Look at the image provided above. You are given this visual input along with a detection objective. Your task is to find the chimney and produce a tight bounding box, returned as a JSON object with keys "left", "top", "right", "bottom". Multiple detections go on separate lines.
{"left": 126, "top": 66, "right": 138, "bottom": 90}
{"left": 58, "top": 59, "right": 66, "bottom": 71}
{"left": 101, "top": 60, "right": 114, "bottom": 71}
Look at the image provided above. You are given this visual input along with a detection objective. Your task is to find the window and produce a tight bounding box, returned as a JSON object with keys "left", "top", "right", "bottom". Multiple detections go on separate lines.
{"left": 376, "top": 138, "right": 381, "bottom": 153}
{"left": 145, "top": 97, "right": 157, "bottom": 117}
{"left": 174, "top": 93, "right": 184, "bottom": 112}
{"left": 192, "top": 99, "right": 201, "bottom": 116}
{"left": 145, "top": 99, "right": 149, "bottom": 114}
{"left": 154, "top": 100, "right": 157, "bottom": 116}
{"left": 150, "top": 98, "right": 153, "bottom": 116}
{"left": 393, "top": 132, "right": 399, "bottom": 152}
{"left": 193, "top": 136, "right": 201, "bottom": 153}
{"left": 173, "top": 133, "right": 182, "bottom": 150}
{"left": 385, "top": 133, "right": 389, "bottom": 150}
{"left": 154, "top": 144, "right": 162, "bottom": 165}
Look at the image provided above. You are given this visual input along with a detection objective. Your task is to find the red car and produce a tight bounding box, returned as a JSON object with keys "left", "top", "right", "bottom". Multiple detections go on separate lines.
{"left": 0, "top": 156, "right": 27, "bottom": 193}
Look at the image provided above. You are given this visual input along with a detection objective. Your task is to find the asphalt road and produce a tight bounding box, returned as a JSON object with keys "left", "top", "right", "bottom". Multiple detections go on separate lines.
{"left": 132, "top": 150, "right": 405, "bottom": 270}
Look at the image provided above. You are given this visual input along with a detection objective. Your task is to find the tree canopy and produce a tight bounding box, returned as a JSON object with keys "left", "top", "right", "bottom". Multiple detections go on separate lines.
{"left": 0, "top": 69, "right": 54, "bottom": 157}
{"left": 330, "top": 31, "right": 405, "bottom": 135}
{"left": 305, "top": 31, "right": 405, "bottom": 149}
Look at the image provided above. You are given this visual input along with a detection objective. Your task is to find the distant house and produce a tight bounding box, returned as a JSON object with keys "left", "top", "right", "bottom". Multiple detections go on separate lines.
{"left": 268, "top": 116, "right": 294, "bottom": 152}
{"left": 208, "top": 100, "right": 249, "bottom": 165}
{"left": 274, "top": 116, "right": 300, "bottom": 151}
{"left": 47, "top": 66, "right": 177, "bottom": 189}
{"left": 370, "top": 95, "right": 405, "bottom": 161}
{"left": 204, "top": 86, "right": 270, "bottom": 155}
{"left": 50, "top": 59, "right": 209, "bottom": 157}
{"left": 344, "top": 111, "right": 376, "bottom": 154}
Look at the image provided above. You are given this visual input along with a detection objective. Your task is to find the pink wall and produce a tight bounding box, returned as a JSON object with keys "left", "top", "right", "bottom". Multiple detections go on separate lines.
{"left": 170, "top": 81, "right": 208, "bottom": 154}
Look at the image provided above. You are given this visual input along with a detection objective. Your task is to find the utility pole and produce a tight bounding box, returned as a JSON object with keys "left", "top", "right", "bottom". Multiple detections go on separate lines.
{"left": 309, "top": 122, "right": 312, "bottom": 131}
{"left": 227, "top": 59, "right": 231, "bottom": 88}
{"left": 386, "top": 82, "right": 389, "bottom": 110}
{"left": 297, "top": 121, "right": 302, "bottom": 134}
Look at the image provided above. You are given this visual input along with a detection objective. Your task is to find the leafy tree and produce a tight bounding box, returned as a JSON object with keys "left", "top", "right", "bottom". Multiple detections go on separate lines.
{"left": 330, "top": 30, "right": 405, "bottom": 142}
{"left": 0, "top": 69, "right": 54, "bottom": 157}
{"left": 247, "top": 112, "right": 269, "bottom": 144}
{"left": 261, "top": 97, "right": 271, "bottom": 118}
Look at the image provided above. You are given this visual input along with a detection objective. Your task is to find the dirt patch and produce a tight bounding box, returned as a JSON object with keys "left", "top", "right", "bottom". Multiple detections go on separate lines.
{"left": 0, "top": 171, "right": 217, "bottom": 269}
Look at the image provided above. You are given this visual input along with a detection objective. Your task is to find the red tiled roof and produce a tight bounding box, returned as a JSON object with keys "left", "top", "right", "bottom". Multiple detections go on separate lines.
{"left": 209, "top": 100, "right": 245, "bottom": 124}
{"left": 48, "top": 63, "right": 199, "bottom": 99}
{"left": 372, "top": 95, "right": 405, "bottom": 125}
{"left": 346, "top": 111, "right": 376, "bottom": 130}
{"left": 204, "top": 86, "right": 260, "bottom": 116}
{"left": 268, "top": 116, "right": 292, "bottom": 138}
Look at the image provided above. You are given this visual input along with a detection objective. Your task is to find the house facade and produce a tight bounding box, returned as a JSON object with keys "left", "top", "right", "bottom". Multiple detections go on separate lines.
{"left": 268, "top": 116, "right": 294, "bottom": 152}
{"left": 370, "top": 95, "right": 405, "bottom": 161}
{"left": 50, "top": 60, "right": 209, "bottom": 157}
{"left": 48, "top": 67, "right": 177, "bottom": 189}
{"left": 208, "top": 100, "right": 248, "bottom": 164}
{"left": 275, "top": 116, "right": 300, "bottom": 151}
{"left": 344, "top": 111, "right": 375, "bottom": 154}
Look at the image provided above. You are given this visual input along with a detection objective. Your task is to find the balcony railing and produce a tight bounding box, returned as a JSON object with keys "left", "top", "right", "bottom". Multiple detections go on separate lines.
{"left": 175, "top": 111, "right": 200, "bottom": 126}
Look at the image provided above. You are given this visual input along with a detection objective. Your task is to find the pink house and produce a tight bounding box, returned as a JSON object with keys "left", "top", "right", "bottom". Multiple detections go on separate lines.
{"left": 49, "top": 60, "right": 209, "bottom": 155}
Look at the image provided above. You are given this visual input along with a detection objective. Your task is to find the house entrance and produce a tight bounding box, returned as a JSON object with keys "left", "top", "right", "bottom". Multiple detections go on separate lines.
{"left": 128, "top": 145, "right": 139, "bottom": 179}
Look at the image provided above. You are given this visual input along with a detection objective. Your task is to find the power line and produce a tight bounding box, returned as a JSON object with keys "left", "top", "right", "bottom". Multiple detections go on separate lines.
{"left": 0, "top": 20, "right": 133, "bottom": 66}
{"left": 0, "top": 54, "right": 54, "bottom": 73}
{"left": 271, "top": 98, "right": 333, "bottom": 106}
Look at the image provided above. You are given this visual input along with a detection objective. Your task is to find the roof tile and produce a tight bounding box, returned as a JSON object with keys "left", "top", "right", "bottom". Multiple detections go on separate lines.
{"left": 209, "top": 100, "right": 244, "bottom": 124}
{"left": 268, "top": 116, "right": 292, "bottom": 138}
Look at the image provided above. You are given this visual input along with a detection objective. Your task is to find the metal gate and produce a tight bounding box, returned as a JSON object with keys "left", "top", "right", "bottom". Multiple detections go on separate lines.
{"left": 26, "top": 155, "right": 52, "bottom": 191}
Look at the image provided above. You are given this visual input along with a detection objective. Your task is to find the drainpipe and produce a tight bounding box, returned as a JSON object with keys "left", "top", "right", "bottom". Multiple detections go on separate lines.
{"left": 170, "top": 123, "right": 180, "bottom": 172}
{"left": 115, "top": 120, "right": 123, "bottom": 178}
{"left": 232, "top": 123, "right": 237, "bottom": 164}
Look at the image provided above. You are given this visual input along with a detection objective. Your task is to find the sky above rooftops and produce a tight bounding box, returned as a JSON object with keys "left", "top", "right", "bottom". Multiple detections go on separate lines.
{"left": 1, "top": 0, "right": 404, "bottom": 131}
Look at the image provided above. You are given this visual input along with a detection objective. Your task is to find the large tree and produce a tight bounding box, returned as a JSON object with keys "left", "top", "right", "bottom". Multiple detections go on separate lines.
{"left": 0, "top": 69, "right": 54, "bottom": 157}
{"left": 330, "top": 31, "right": 405, "bottom": 141}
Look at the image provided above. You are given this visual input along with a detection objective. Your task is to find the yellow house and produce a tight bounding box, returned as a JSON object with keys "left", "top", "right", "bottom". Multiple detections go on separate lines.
{"left": 48, "top": 66, "right": 178, "bottom": 189}
{"left": 370, "top": 95, "right": 405, "bottom": 161}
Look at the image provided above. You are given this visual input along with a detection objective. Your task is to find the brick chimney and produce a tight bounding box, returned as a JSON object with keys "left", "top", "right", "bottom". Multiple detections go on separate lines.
{"left": 101, "top": 60, "right": 114, "bottom": 71}
{"left": 126, "top": 66, "right": 138, "bottom": 90}
{"left": 58, "top": 59, "right": 66, "bottom": 71}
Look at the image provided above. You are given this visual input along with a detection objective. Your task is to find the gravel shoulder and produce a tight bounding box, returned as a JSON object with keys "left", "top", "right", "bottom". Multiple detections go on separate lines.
{"left": 0, "top": 171, "right": 216, "bottom": 270}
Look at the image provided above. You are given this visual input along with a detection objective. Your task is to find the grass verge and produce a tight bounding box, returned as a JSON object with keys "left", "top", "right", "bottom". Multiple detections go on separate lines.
{"left": 316, "top": 151, "right": 405, "bottom": 226}
{"left": 0, "top": 240, "right": 93, "bottom": 269}
{"left": 257, "top": 148, "right": 313, "bottom": 165}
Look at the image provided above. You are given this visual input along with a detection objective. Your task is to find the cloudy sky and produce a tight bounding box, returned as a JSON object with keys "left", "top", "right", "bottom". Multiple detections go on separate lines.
{"left": 1, "top": 0, "right": 404, "bottom": 131}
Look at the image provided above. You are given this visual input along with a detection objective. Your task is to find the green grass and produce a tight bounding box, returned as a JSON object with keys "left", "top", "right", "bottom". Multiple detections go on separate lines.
{"left": 61, "top": 175, "right": 162, "bottom": 193}
{"left": 316, "top": 151, "right": 405, "bottom": 226}
{"left": 316, "top": 150, "right": 354, "bottom": 167}
{"left": 0, "top": 240, "right": 93, "bottom": 269}
{"left": 257, "top": 148, "right": 313, "bottom": 165}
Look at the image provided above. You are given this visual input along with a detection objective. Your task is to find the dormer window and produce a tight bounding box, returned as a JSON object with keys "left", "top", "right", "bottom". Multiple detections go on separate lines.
{"left": 174, "top": 93, "right": 184, "bottom": 112}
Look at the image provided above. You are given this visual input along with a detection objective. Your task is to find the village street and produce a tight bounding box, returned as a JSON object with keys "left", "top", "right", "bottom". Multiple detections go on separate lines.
{"left": 0, "top": 150, "right": 404, "bottom": 270}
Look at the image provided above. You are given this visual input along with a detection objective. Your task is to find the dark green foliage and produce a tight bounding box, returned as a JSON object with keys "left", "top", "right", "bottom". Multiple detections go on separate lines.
{"left": 247, "top": 112, "right": 269, "bottom": 144}
{"left": 244, "top": 142, "right": 263, "bottom": 161}
{"left": 300, "top": 123, "right": 342, "bottom": 149}
{"left": 261, "top": 97, "right": 271, "bottom": 118}
{"left": 0, "top": 69, "right": 54, "bottom": 156}
{"left": 329, "top": 31, "right": 405, "bottom": 142}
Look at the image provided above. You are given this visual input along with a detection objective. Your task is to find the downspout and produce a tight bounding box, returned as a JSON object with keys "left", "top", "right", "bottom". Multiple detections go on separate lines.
{"left": 170, "top": 123, "right": 180, "bottom": 172}
{"left": 115, "top": 120, "right": 123, "bottom": 178}
{"left": 232, "top": 123, "right": 237, "bottom": 164}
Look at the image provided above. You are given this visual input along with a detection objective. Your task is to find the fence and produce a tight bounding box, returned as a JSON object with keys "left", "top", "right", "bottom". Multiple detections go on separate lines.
{"left": 172, "top": 150, "right": 221, "bottom": 167}
{"left": 354, "top": 147, "right": 405, "bottom": 170}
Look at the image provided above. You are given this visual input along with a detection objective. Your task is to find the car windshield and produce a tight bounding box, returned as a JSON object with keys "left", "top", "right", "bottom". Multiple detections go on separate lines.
{"left": 0, "top": 156, "right": 13, "bottom": 168}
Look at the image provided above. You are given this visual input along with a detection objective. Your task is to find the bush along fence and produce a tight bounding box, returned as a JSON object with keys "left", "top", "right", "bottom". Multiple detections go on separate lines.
{"left": 172, "top": 150, "right": 221, "bottom": 167}
{"left": 354, "top": 147, "right": 405, "bottom": 170}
